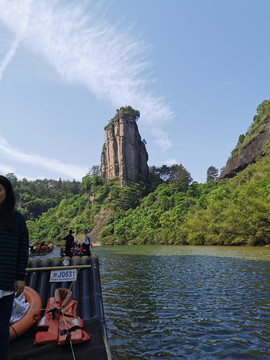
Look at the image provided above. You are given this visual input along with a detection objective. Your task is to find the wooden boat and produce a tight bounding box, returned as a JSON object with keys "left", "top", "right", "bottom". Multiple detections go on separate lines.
{"left": 9, "top": 255, "right": 111, "bottom": 360}
{"left": 29, "top": 244, "right": 54, "bottom": 256}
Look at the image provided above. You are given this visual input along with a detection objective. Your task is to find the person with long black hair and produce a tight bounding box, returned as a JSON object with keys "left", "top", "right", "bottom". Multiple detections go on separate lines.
{"left": 0, "top": 175, "right": 29, "bottom": 359}
{"left": 63, "top": 229, "right": 74, "bottom": 257}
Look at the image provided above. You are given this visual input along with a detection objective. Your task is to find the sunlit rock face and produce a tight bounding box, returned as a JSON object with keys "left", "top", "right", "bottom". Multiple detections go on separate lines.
{"left": 219, "top": 116, "right": 270, "bottom": 180}
{"left": 101, "top": 109, "right": 149, "bottom": 186}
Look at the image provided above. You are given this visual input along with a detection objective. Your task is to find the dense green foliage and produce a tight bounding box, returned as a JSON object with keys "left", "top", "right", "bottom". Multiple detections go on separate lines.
{"left": 27, "top": 193, "right": 93, "bottom": 243}
{"left": 179, "top": 156, "right": 270, "bottom": 246}
{"left": 107, "top": 106, "right": 140, "bottom": 126}
{"left": 253, "top": 99, "right": 270, "bottom": 125}
{"left": 19, "top": 174, "right": 151, "bottom": 244}
{"left": 6, "top": 155, "right": 270, "bottom": 246}
{"left": 6, "top": 174, "right": 81, "bottom": 221}
{"left": 98, "top": 156, "right": 270, "bottom": 246}
{"left": 117, "top": 106, "right": 140, "bottom": 120}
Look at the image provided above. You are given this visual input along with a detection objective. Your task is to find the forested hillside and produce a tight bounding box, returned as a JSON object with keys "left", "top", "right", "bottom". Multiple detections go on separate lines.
{"left": 7, "top": 156, "right": 270, "bottom": 246}
{"left": 98, "top": 155, "right": 270, "bottom": 246}
{"left": 6, "top": 99, "right": 270, "bottom": 246}
{"left": 7, "top": 174, "right": 81, "bottom": 220}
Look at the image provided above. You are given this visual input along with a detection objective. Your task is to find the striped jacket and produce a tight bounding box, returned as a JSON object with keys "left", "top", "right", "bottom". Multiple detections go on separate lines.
{"left": 0, "top": 210, "right": 29, "bottom": 290}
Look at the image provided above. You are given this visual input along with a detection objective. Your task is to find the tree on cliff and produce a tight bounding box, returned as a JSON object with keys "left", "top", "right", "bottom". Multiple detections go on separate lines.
{"left": 169, "top": 164, "right": 192, "bottom": 191}
{"left": 117, "top": 106, "right": 140, "bottom": 120}
{"left": 149, "top": 164, "right": 192, "bottom": 192}
{"left": 207, "top": 166, "right": 219, "bottom": 181}
{"left": 253, "top": 98, "right": 270, "bottom": 124}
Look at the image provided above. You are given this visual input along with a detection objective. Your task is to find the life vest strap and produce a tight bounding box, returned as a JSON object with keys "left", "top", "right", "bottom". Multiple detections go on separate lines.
{"left": 48, "top": 308, "right": 74, "bottom": 319}
{"left": 35, "top": 325, "right": 49, "bottom": 333}
{"left": 59, "top": 325, "right": 85, "bottom": 336}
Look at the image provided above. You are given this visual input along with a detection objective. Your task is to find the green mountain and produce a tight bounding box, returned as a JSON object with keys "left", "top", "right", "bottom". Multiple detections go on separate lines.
{"left": 6, "top": 99, "right": 270, "bottom": 246}
{"left": 219, "top": 98, "right": 270, "bottom": 180}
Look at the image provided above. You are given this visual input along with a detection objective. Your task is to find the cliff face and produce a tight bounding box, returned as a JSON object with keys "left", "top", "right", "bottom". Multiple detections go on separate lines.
{"left": 101, "top": 109, "right": 149, "bottom": 185}
{"left": 219, "top": 116, "right": 270, "bottom": 180}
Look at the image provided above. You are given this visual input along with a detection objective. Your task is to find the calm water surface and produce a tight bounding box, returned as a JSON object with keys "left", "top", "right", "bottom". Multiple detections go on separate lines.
{"left": 92, "top": 246, "right": 270, "bottom": 360}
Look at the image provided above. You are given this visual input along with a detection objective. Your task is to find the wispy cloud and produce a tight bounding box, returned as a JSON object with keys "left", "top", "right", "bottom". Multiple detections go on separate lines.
{"left": 0, "top": 137, "right": 88, "bottom": 180}
{"left": 0, "top": 36, "right": 20, "bottom": 81}
{"left": 150, "top": 128, "right": 172, "bottom": 151}
{"left": 0, "top": 0, "right": 33, "bottom": 81}
{"left": 0, "top": 0, "right": 173, "bottom": 150}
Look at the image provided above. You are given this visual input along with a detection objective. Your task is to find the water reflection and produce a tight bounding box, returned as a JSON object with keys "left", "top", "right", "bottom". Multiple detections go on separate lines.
{"left": 95, "top": 244, "right": 270, "bottom": 261}
{"left": 93, "top": 246, "right": 270, "bottom": 360}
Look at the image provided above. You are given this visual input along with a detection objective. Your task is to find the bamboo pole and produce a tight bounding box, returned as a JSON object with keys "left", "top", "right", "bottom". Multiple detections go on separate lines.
{"left": 26, "top": 264, "right": 92, "bottom": 272}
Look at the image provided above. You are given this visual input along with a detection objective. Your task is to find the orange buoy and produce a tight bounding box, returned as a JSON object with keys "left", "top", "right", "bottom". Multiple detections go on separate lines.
{"left": 10, "top": 286, "right": 42, "bottom": 341}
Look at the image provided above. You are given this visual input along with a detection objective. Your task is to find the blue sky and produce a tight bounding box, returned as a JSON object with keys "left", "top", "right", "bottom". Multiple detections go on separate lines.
{"left": 0, "top": 0, "right": 270, "bottom": 183}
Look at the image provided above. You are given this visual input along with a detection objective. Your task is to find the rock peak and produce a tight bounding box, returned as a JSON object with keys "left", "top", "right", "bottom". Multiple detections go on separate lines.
{"left": 101, "top": 107, "right": 149, "bottom": 186}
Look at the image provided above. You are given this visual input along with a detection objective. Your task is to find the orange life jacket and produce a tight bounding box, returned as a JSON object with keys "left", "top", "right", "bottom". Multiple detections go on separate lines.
{"left": 34, "top": 288, "right": 90, "bottom": 346}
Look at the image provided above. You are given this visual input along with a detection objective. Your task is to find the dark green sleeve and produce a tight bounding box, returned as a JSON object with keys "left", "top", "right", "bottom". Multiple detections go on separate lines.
{"left": 16, "top": 214, "right": 29, "bottom": 280}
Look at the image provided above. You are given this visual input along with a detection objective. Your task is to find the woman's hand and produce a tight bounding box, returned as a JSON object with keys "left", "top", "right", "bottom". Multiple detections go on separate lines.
{"left": 14, "top": 280, "right": 25, "bottom": 297}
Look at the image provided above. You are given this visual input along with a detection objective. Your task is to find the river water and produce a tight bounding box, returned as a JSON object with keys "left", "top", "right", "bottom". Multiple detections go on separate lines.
{"left": 92, "top": 245, "right": 270, "bottom": 360}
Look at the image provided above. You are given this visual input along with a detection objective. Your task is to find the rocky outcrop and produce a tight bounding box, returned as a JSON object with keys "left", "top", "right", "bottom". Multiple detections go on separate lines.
{"left": 90, "top": 208, "right": 112, "bottom": 244}
{"left": 219, "top": 116, "right": 270, "bottom": 180}
{"left": 101, "top": 107, "right": 149, "bottom": 185}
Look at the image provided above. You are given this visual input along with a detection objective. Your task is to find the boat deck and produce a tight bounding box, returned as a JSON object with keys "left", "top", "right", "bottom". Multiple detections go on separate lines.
{"left": 8, "top": 255, "right": 111, "bottom": 360}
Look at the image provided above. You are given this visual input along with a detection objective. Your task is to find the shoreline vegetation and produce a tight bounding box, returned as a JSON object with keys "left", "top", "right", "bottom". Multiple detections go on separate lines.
{"left": 5, "top": 152, "right": 270, "bottom": 248}
{"left": 5, "top": 99, "right": 270, "bottom": 247}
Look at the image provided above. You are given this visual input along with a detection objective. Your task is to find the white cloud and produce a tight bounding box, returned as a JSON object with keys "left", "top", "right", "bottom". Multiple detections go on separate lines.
{"left": 166, "top": 158, "right": 178, "bottom": 166}
{"left": 0, "top": 136, "right": 88, "bottom": 180}
{"left": 0, "top": 0, "right": 33, "bottom": 81}
{"left": 150, "top": 128, "right": 172, "bottom": 151}
{"left": 0, "top": 36, "right": 20, "bottom": 81}
{"left": 0, "top": 0, "right": 174, "bottom": 151}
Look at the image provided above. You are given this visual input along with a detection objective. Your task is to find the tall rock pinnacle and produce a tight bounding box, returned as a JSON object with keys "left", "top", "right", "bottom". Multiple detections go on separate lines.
{"left": 101, "top": 106, "right": 149, "bottom": 186}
